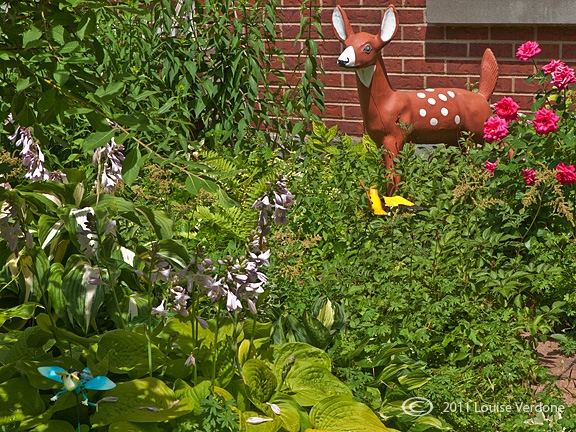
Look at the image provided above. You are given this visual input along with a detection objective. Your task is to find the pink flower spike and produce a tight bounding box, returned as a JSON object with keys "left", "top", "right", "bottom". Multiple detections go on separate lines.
{"left": 494, "top": 97, "right": 520, "bottom": 122}
{"left": 542, "top": 59, "right": 565, "bottom": 75}
{"left": 516, "top": 41, "right": 541, "bottom": 61}
{"left": 485, "top": 160, "right": 498, "bottom": 176}
{"left": 532, "top": 108, "right": 560, "bottom": 135}
{"left": 483, "top": 116, "right": 509, "bottom": 143}
{"left": 521, "top": 169, "right": 536, "bottom": 186}
{"left": 556, "top": 162, "right": 576, "bottom": 185}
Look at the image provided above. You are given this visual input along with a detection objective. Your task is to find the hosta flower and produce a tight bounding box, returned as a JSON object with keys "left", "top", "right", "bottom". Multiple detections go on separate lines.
{"left": 185, "top": 353, "right": 196, "bottom": 366}
{"left": 483, "top": 116, "right": 508, "bottom": 143}
{"left": 151, "top": 299, "right": 168, "bottom": 317}
{"left": 521, "top": 168, "right": 536, "bottom": 186}
{"left": 252, "top": 177, "right": 294, "bottom": 233}
{"left": 542, "top": 59, "right": 565, "bottom": 75}
{"left": 532, "top": 108, "right": 560, "bottom": 135}
{"left": 551, "top": 65, "right": 576, "bottom": 90}
{"left": 516, "top": 41, "right": 541, "bottom": 61}
{"left": 494, "top": 97, "right": 520, "bottom": 122}
{"left": 556, "top": 162, "right": 576, "bottom": 185}
{"left": 170, "top": 286, "right": 190, "bottom": 316}
{"left": 93, "top": 138, "right": 125, "bottom": 193}
{"left": 9, "top": 125, "right": 50, "bottom": 182}
{"left": 485, "top": 160, "right": 498, "bottom": 175}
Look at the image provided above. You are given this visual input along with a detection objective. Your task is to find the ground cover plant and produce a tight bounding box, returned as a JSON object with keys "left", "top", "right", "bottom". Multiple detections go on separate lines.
{"left": 1, "top": 2, "right": 576, "bottom": 431}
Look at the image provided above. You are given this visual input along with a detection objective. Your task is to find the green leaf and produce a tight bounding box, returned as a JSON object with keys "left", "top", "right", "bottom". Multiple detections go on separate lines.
{"left": 91, "top": 377, "right": 193, "bottom": 427}
{"left": 23, "top": 26, "right": 43, "bottom": 48}
{"left": 108, "top": 422, "right": 163, "bottom": 432}
{"left": 83, "top": 130, "right": 114, "bottom": 152}
{"left": 136, "top": 206, "right": 172, "bottom": 240}
{"left": 97, "top": 330, "right": 166, "bottom": 376}
{"left": 0, "top": 303, "right": 37, "bottom": 328}
{"left": 310, "top": 396, "right": 398, "bottom": 432}
{"left": 185, "top": 174, "right": 218, "bottom": 196}
{"left": 122, "top": 147, "right": 144, "bottom": 186}
{"left": 284, "top": 362, "right": 352, "bottom": 407}
{"left": 31, "top": 420, "right": 76, "bottom": 432}
{"left": 270, "top": 394, "right": 304, "bottom": 432}
{"left": 242, "top": 359, "right": 277, "bottom": 403}
{"left": 272, "top": 342, "right": 331, "bottom": 382}
{"left": 0, "top": 378, "right": 45, "bottom": 424}
{"left": 61, "top": 257, "right": 106, "bottom": 334}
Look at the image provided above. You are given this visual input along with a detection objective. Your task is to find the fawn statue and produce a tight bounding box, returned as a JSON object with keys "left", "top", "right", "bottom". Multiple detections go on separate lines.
{"left": 332, "top": 5, "right": 498, "bottom": 193}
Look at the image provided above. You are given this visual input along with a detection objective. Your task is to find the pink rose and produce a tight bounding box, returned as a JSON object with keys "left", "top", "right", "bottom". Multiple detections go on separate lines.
{"left": 485, "top": 160, "right": 498, "bottom": 175}
{"left": 556, "top": 162, "right": 576, "bottom": 185}
{"left": 532, "top": 108, "right": 560, "bottom": 135}
{"left": 542, "top": 59, "right": 565, "bottom": 75}
{"left": 516, "top": 41, "right": 541, "bottom": 61}
{"left": 521, "top": 168, "right": 536, "bottom": 186}
{"left": 494, "top": 97, "right": 520, "bottom": 122}
{"left": 551, "top": 65, "right": 576, "bottom": 90}
{"left": 483, "top": 116, "right": 509, "bottom": 143}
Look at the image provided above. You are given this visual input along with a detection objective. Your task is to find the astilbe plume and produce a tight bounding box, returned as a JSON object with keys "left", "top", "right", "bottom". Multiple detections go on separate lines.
{"left": 93, "top": 138, "right": 125, "bottom": 193}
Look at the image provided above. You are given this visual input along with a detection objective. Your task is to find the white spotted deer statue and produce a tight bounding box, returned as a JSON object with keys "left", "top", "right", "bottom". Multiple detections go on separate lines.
{"left": 332, "top": 5, "right": 498, "bottom": 194}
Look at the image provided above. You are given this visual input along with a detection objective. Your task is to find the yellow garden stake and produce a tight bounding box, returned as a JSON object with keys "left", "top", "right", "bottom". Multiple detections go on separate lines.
{"left": 368, "top": 186, "right": 388, "bottom": 215}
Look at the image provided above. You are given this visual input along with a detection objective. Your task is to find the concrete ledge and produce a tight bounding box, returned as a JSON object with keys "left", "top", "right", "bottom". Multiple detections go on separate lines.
{"left": 427, "top": 0, "right": 576, "bottom": 25}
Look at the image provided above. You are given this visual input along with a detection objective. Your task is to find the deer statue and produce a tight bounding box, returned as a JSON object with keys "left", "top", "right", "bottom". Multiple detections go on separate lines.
{"left": 332, "top": 5, "right": 498, "bottom": 194}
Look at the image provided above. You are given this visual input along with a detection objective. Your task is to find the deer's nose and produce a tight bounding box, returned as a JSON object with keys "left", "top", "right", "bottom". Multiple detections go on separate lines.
{"left": 337, "top": 46, "right": 356, "bottom": 67}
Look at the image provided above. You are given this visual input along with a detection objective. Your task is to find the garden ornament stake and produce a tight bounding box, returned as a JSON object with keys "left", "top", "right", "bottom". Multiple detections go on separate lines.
{"left": 332, "top": 5, "right": 499, "bottom": 194}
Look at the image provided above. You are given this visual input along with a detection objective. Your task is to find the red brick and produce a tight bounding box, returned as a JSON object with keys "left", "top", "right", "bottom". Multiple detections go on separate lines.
{"left": 470, "top": 43, "right": 512, "bottom": 59}
{"left": 536, "top": 43, "right": 560, "bottom": 60}
{"left": 497, "top": 62, "right": 536, "bottom": 76}
{"left": 343, "top": 73, "right": 357, "bottom": 87}
{"left": 389, "top": 74, "right": 425, "bottom": 89}
{"left": 404, "top": 0, "right": 427, "bottom": 7}
{"left": 446, "top": 61, "right": 481, "bottom": 75}
{"left": 318, "top": 40, "right": 342, "bottom": 55}
{"left": 382, "top": 58, "right": 403, "bottom": 73}
{"left": 397, "top": 9, "right": 425, "bottom": 24}
{"left": 328, "top": 119, "right": 364, "bottom": 136}
{"left": 344, "top": 104, "right": 363, "bottom": 119}
{"left": 282, "top": 0, "right": 302, "bottom": 5}
{"left": 513, "top": 77, "right": 542, "bottom": 93}
{"left": 363, "top": 0, "right": 403, "bottom": 6}
{"left": 278, "top": 8, "right": 301, "bottom": 23}
{"left": 322, "top": 0, "right": 366, "bottom": 7}
{"left": 386, "top": 41, "right": 424, "bottom": 57}
{"left": 445, "top": 26, "right": 489, "bottom": 40}
{"left": 320, "top": 104, "right": 344, "bottom": 118}
{"left": 537, "top": 26, "right": 576, "bottom": 42}
{"left": 322, "top": 72, "right": 344, "bottom": 87}
{"left": 494, "top": 77, "right": 513, "bottom": 93}
{"left": 404, "top": 58, "right": 445, "bottom": 73}
{"left": 490, "top": 27, "right": 535, "bottom": 41}
{"left": 426, "top": 42, "right": 467, "bottom": 58}
{"left": 424, "top": 25, "right": 445, "bottom": 40}
{"left": 402, "top": 25, "right": 427, "bottom": 41}
{"left": 426, "top": 75, "right": 469, "bottom": 89}
{"left": 324, "top": 88, "right": 360, "bottom": 103}
{"left": 561, "top": 44, "right": 576, "bottom": 60}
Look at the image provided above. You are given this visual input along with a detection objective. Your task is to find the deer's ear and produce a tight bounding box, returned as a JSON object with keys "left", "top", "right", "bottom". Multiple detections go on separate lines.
{"left": 332, "top": 6, "right": 353, "bottom": 42}
{"left": 380, "top": 5, "right": 398, "bottom": 43}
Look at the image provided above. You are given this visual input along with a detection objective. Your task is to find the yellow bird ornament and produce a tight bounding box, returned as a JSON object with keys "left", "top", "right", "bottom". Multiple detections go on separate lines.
{"left": 362, "top": 181, "right": 422, "bottom": 215}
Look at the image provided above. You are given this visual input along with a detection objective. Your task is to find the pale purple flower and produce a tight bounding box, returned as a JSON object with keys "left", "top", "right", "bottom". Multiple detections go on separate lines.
{"left": 93, "top": 138, "right": 125, "bottom": 193}
{"left": 151, "top": 299, "right": 168, "bottom": 317}
{"left": 185, "top": 353, "right": 196, "bottom": 366}
{"left": 10, "top": 126, "right": 50, "bottom": 182}
{"left": 170, "top": 286, "right": 190, "bottom": 316}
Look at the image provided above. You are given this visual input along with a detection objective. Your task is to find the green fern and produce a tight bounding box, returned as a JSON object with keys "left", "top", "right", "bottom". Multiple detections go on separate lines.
{"left": 194, "top": 205, "right": 254, "bottom": 241}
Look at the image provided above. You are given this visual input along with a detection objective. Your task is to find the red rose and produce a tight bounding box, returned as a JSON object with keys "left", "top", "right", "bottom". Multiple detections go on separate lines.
{"left": 542, "top": 60, "right": 565, "bottom": 75}
{"left": 532, "top": 108, "right": 560, "bottom": 135}
{"left": 551, "top": 65, "right": 576, "bottom": 90}
{"left": 494, "top": 97, "right": 520, "bottom": 122}
{"left": 483, "top": 116, "right": 509, "bottom": 143}
{"left": 485, "top": 160, "right": 498, "bottom": 175}
{"left": 516, "top": 41, "right": 541, "bottom": 61}
{"left": 521, "top": 168, "right": 536, "bottom": 186}
{"left": 556, "top": 162, "right": 576, "bottom": 185}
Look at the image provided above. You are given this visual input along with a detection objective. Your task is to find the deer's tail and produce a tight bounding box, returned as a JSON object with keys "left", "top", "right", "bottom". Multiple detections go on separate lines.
{"left": 478, "top": 48, "right": 498, "bottom": 100}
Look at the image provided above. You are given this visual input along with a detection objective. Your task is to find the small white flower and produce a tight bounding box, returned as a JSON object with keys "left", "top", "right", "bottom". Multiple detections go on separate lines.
{"left": 246, "top": 417, "right": 273, "bottom": 424}
{"left": 266, "top": 402, "right": 281, "bottom": 415}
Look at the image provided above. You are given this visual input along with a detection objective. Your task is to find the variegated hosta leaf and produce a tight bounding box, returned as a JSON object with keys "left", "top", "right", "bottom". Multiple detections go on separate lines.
{"left": 242, "top": 358, "right": 277, "bottom": 404}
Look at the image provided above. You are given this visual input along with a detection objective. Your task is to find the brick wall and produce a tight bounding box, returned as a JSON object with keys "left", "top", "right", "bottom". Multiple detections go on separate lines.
{"left": 279, "top": 0, "right": 576, "bottom": 137}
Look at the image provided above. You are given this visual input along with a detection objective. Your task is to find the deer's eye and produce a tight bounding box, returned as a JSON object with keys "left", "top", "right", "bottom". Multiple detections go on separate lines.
{"left": 363, "top": 45, "right": 372, "bottom": 54}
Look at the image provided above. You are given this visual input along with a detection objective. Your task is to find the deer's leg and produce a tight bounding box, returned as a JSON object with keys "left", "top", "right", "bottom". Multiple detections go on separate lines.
{"left": 382, "top": 135, "right": 402, "bottom": 196}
